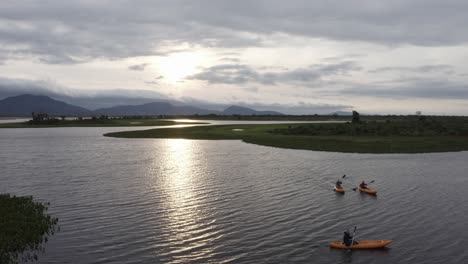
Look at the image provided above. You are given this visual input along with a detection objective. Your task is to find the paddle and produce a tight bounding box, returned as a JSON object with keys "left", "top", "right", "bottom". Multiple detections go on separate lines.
{"left": 350, "top": 226, "right": 357, "bottom": 247}
{"left": 352, "top": 180, "right": 375, "bottom": 191}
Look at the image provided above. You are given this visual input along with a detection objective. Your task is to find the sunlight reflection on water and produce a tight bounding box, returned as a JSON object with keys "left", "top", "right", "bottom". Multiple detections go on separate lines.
{"left": 153, "top": 139, "right": 217, "bottom": 261}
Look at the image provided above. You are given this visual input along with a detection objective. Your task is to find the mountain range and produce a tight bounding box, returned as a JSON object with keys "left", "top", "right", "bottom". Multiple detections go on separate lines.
{"left": 0, "top": 94, "right": 92, "bottom": 116}
{"left": 0, "top": 94, "right": 283, "bottom": 117}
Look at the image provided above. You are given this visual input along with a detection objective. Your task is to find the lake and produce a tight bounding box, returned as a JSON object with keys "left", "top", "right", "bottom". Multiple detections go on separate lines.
{"left": 1, "top": 121, "right": 467, "bottom": 263}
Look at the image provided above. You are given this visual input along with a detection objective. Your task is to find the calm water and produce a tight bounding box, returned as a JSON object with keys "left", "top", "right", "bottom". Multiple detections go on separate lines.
{"left": 1, "top": 121, "right": 468, "bottom": 263}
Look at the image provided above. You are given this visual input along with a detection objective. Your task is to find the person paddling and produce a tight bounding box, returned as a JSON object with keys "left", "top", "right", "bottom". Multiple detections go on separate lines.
{"left": 343, "top": 230, "right": 355, "bottom": 246}
{"left": 336, "top": 179, "right": 343, "bottom": 189}
{"left": 359, "top": 181, "right": 368, "bottom": 189}
{"left": 343, "top": 228, "right": 359, "bottom": 246}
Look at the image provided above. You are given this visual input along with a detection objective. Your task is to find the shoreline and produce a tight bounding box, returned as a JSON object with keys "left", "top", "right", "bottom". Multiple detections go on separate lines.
{"left": 104, "top": 123, "right": 468, "bottom": 154}
{"left": 0, "top": 119, "right": 206, "bottom": 128}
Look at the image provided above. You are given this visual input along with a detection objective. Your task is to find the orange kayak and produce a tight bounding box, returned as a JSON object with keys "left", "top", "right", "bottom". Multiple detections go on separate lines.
{"left": 358, "top": 186, "right": 377, "bottom": 195}
{"left": 334, "top": 186, "right": 345, "bottom": 193}
{"left": 329, "top": 240, "right": 392, "bottom": 249}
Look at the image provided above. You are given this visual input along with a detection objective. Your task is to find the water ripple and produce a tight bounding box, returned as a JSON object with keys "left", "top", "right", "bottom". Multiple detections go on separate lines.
{"left": 1, "top": 127, "right": 468, "bottom": 263}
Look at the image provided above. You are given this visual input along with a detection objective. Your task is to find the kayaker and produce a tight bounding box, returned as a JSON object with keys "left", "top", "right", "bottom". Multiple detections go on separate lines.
{"left": 359, "top": 181, "right": 368, "bottom": 189}
{"left": 343, "top": 230, "right": 353, "bottom": 246}
{"left": 343, "top": 230, "right": 358, "bottom": 246}
{"left": 336, "top": 179, "right": 343, "bottom": 189}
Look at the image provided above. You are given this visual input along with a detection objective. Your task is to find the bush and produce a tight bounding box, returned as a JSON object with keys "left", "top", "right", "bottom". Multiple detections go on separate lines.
{"left": 0, "top": 194, "right": 58, "bottom": 263}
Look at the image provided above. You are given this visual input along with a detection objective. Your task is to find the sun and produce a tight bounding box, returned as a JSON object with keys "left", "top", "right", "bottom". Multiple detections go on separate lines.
{"left": 157, "top": 52, "right": 201, "bottom": 83}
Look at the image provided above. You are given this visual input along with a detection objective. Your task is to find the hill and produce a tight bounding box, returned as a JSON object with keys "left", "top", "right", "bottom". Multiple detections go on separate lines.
{"left": 0, "top": 94, "right": 284, "bottom": 117}
{"left": 0, "top": 94, "right": 92, "bottom": 116}
{"left": 95, "top": 102, "right": 220, "bottom": 116}
{"left": 329, "top": 111, "right": 352, "bottom": 116}
{"left": 223, "top": 105, "right": 283, "bottom": 115}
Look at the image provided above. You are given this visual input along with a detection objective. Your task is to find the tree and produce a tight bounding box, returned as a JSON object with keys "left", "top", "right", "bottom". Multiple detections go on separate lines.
{"left": 31, "top": 112, "right": 49, "bottom": 124}
{"left": 352, "top": 110, "right": 361, "bottom": 124}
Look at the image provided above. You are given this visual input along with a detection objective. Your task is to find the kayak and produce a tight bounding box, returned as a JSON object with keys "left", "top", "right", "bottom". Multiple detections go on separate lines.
{"left": 334, "top": 186, "right": 345, "bottom": 193}
{"left": 358, "top": 186, "right": 377, "bottom": 195}
{"left": 329, "top": 240, "right": 392, "bottom": 249}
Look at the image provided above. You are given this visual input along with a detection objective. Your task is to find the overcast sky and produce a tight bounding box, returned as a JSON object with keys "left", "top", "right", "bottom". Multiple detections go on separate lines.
{"left": 1, "top": 0, "right": 468, "bottom": 114}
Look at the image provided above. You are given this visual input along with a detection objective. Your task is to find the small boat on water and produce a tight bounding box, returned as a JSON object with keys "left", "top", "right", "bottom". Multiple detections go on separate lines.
{"left": 358, "top": 186, "right": 377, "bottom": 195}
{"left": 329, "top": 240, "right": 392, "bottom": 249}
{"left": 334, "top": 186, "right": 345, "bottom": 194}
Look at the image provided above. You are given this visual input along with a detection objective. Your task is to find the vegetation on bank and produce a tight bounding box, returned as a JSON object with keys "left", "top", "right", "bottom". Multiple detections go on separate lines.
{"left": 0, "top": 116, "right": 205, "bottom": 128}
{"left": 158, "top": 114, "right": 353, "bottom": 121}
{"left": 0, "top": 194, "right": 58, "bottom": 263}
{"left": 104, "top": 116, "right": 468, "bottom": 153}
{"left": 271, "top": 115, "right": 468, "bottom": 137}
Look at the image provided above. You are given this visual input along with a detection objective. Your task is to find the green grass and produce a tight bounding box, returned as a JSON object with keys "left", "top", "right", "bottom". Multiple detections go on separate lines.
{"left": 0, "top": 119, "right": 205, "bottom": 128}
{"left": 104, "top": 123, "right": 468, "bottom": 153}
{"left": 0, "top": 194, "right": 58, "bottom": 263}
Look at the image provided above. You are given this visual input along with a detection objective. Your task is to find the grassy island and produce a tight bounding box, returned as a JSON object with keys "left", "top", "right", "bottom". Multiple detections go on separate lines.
{"left": 0, "top": 194, "right": 58, "bottom": 263}
{"left": 0, "top": 118, "right": 205, "bottom": 128}
{"left": 105, "top": 116, "right": 468, "bottom": 153}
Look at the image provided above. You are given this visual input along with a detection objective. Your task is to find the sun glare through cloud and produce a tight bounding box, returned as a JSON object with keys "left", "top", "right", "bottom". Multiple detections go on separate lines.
{"left": 157, "top": 52, "right": 203, "bottom": 83}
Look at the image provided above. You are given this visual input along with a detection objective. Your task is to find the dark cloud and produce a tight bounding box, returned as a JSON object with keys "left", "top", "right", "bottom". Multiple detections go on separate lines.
{"left": 1, "top": 1, "right": 468, "bottom": 63}
{"left": 187, "top": 61, "right": 361, "bottom": 85}
{"left": 187, "top": 64, "right": 259, "bottom": 84}
{"left": 128, "top": 63, "right": 150, "bottom": 71}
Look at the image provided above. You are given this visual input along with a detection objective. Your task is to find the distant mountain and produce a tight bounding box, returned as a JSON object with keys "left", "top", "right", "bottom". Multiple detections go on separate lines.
{"left": 95, "top": 102, "right": 220, "bottom": 116}
{"left": 329, "top": 111, "right": 352, "bottom": 116}
{"left": 223, "top": 105, "right": 283, "bottom": 115}
{"left": 0, "top": 94, "right": 92, "bottom": 116}
{"left": 95, "top": 103, "right": 283, "bottom": 116}
{"left": 0, "top": 94, "right": 284, "bottom": 117}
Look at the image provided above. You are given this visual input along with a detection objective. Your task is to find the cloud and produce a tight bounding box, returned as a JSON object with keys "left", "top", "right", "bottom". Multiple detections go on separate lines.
{"left": 187, "top": 64, "right": 258, "bottom": 84}
{"left": 341, "top": 79, "right": 468, "bottom": 100}
{"left": 187, "top": 61, "right": 361, "bottom": 85}
{"left": 177, "top": 95, "right": 352, "bottom": 114}
{"left": 0, "top": 77, "right": 75, "bottom": 98}
{"left": 243, "top": 86, "right": 259, "bottom": 93}
{"left": 128, "top": 63, "right": 150, "bottom": 71}
{"left": 0, "top": 75, "right": 352, "bottom": 114}
{"left": 2, "top": 1, "right": 468, "bottom": 64}
{"left": 220, "top": 57, "right": 241, "bottom": 63}
{"left": 231, "top": 101, "right": 353, "bottom": 115}
{"left": 0, "top": 76, "right": 171, "bottom": 109}
{"left": 369, "top": 65, "right": 455, "bottom": 75}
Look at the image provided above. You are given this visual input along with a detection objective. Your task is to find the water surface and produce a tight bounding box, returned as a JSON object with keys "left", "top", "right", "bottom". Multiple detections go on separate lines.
{"left": 1, "top": 121, "right": 467, "bottom": 263}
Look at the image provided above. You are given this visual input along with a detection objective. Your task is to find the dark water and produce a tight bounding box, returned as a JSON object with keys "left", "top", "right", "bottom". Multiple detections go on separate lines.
{"left": 1, "top": 122, "right": 468, "bottom": 263}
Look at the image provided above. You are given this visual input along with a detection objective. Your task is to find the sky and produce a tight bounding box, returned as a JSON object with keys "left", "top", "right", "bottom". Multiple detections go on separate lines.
{"left": 1, "top": 0, "right": 468, "bottom": 114}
